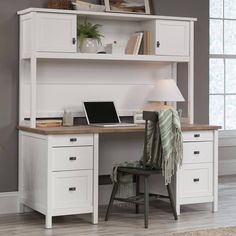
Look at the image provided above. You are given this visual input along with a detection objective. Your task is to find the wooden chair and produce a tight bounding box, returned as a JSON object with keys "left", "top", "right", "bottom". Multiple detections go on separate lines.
{"left": 105, "top": 111, "right": 178, "bottom": 228}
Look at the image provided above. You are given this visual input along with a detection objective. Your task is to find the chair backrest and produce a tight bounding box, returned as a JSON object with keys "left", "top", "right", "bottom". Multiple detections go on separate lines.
{"left": 142, "top": 111, "right": 160, "bottom": 169}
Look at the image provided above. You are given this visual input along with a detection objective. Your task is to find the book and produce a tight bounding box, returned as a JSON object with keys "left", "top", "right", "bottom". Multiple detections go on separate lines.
{"left": 144, "top": 31, "right": 151, "bottom": 55}
{"left": 125, "top": 32, "right": 143, "bottom": 55}
{"left": 72, "top": 1, "right": 106, "bottom": 12}
{"left": 36, "top": 119, "right": 62, "bottom": 128}
{"left": 138, "top": 31, "right": 151, "bottom": 55}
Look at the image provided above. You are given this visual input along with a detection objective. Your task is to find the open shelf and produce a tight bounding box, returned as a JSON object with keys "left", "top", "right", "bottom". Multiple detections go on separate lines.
{"left": 25, "top": 52, "right": 190, "bottom": 63}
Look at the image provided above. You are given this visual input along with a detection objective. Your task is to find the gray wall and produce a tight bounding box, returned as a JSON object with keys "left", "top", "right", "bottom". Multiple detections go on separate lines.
{"left": 153, "top": 0, "right": 209, "bottom": 124}
{"left": 0, "top": 0, "right": 209, "bottom": 192}
{"left": 0, "top": 0, "right": 47, "bottom": 192}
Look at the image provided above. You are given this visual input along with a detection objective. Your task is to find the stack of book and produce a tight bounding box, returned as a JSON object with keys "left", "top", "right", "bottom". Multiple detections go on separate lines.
{"left": 72, "top": 0, "right": 105, "bottom": 12}
{"left": 125, "top": 31, "right": 151, "bottom": 55}
{"left": 36, "top": 119, "right": 62, "bottom": 128}
{"left": 23, "top": 119, "right": 63, "bottom": 128}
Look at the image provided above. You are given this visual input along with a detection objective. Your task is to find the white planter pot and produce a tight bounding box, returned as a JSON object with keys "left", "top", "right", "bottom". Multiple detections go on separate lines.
{"left": 79, "top": 38, "right": 98, "bottom": 53}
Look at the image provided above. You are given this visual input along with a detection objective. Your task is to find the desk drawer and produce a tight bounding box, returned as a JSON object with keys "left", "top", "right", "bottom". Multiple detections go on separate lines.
{"left": 52, "top": 147, "right": 93, "bottom": 171}
{"left": 51, "top": 134, "right": 93, "bottom": 147}
{"left": 52, "top": 170, "right": 92, "bottom": 209}
{"left": 179, "top": 163, "right": 213, "bottom": 198}
{"left": 183, "top": 131, "right": 213, "bottom": 142}
{"left": 183, "top": 142, "right": 213, "bottom": 164}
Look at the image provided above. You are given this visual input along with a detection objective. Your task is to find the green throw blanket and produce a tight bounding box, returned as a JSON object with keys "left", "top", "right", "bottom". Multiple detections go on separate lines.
{"left": 158, "top": 108, "right": 183, "bottom": 184}
{"left": 112, "top": 109, "right": 183, "bottom": 186}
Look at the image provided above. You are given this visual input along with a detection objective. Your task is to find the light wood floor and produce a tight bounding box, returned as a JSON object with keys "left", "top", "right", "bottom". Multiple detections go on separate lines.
{"left": 1, "top": 176, "right": 236, "bottom": 236}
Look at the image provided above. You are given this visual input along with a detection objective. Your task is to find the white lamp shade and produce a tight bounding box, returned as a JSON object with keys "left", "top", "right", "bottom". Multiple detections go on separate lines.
{"left": 148, "top": 79, "right": 185, "bottom": 102}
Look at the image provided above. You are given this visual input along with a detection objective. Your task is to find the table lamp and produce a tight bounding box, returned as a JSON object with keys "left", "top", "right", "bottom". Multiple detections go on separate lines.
{"left": 145, "top": 79, "right": 185, "bottom": 110}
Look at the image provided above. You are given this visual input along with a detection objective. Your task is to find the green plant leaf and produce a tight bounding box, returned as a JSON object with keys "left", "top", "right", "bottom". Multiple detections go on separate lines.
{"left": 77, "top": 18, "right": 104, "bottom": 46}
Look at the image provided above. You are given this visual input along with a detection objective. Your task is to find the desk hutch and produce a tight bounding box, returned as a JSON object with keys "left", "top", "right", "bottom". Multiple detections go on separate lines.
{"left": 17, "top": 8, "right": 220, "bottom": 229}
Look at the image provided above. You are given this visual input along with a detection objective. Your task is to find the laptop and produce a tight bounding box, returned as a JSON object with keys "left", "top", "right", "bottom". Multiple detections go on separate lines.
{"left": 83, "top": 101, "right": 137, "bottom": 128}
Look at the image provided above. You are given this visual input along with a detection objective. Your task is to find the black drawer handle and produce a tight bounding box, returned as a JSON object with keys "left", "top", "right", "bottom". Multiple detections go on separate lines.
{"left": 69, "top": 157, "right": 77, "bottom": 161}
{"left": 72, "top": 37, "right": 76, "bottom": 45}
{"left": 194, "top": 151, "right": 200, "bottom": 155}
{"left": 69, "top": 187, "right": 76, "bottom": 191}
{"left": 157, "top": 41, "right": 160, "bottom": 48}
{"left": 194, "top": 134, "right": 200, "bottom": 138}
{"left": 70, "top": 138, "right": 77, "bottom": 142}
{"left": 193, "top": 178, "right": 200, "bottom": 182}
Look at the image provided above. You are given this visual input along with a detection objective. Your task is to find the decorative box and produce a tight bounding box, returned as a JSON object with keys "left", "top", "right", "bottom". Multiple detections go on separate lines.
{"left": 105, "top": 42, "right": 125, "bottom": 55}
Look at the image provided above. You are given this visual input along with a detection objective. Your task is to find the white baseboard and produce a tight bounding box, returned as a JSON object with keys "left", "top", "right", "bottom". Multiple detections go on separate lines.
{"left": 219, "top": 159, "right": 236, "bottom": 176}
{"left": 0, "top": 192, "right": 19, "bottom": 214}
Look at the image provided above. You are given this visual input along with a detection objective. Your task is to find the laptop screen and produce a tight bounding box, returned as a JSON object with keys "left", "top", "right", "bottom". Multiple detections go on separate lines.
{"left": 84, "top": 102, "right": 120, "bottom": 124}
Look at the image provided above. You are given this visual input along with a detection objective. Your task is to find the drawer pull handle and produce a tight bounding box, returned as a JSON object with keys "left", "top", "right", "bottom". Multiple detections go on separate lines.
{"left": 69, "top": 157, "right": 77, "bottom": 161}
{"left": 194, "top": 134, "right": 200, "bottom": 138}
{"left": 193, "top": 178, "right": 200, "bottom": 182}
{"left": 194, "top": 151, "right": 200, "bottom": 155}
{"left": 70, "top": 138, "right": 77, "bottom": 142}
{"left": 69, "top": 187, "right": 76, "bottom": 191}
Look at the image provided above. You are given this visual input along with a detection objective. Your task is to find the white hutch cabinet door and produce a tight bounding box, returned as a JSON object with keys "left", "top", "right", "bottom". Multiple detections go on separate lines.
{"left": 155, "top": 20, "right": 190, "bottom": 56}
{"left": 36, "top": 13, "right": 77, "bottom": 52}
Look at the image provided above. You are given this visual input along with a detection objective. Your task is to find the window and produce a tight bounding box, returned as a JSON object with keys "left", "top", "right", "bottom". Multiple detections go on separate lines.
{"left": 209, "top": 0, "right": 236, "bottom": 130}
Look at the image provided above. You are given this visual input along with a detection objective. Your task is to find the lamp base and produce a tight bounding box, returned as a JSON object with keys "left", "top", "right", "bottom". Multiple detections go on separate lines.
{"left": 143, "top": 102, "right": 173, "bottom": 111}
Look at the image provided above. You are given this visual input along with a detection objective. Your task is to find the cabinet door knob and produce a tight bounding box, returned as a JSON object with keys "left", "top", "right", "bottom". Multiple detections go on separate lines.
{"left": 70, "top": 138, "right": 77, "bottom": 142}
{"left": 194, "top": 151, "right": 200, "bottom": 155}
{"left": 69, "top": 157, "right": 77, "bottom": 161}
{"left": 156, "top": 41, "right": 160, "bottom": 48}
{"left": 69, "top": 187, "right": 76, "bottom": 191}
{"left": 72, "top": 37, "right": 76, "bottom": 45}
{"left": 193, "top": 178, "right": 200, "bottom": 182}
{"left": 194, "top": 134, "right": 200, "bottom": 138}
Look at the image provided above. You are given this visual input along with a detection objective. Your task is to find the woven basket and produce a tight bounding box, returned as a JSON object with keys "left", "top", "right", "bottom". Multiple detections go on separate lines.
{"left": 48, "top": 0, "right": 72, "bottom": 10}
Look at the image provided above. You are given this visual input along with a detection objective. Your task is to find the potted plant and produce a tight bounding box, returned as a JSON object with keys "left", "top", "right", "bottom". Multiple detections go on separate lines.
{"left": 77, "top": 19, "right": 103, "bottom": 53}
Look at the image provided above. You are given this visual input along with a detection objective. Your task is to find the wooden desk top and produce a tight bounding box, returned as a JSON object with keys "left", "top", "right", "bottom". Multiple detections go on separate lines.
{"left": 18, "top": 123, "right": 221, "bottom": 135}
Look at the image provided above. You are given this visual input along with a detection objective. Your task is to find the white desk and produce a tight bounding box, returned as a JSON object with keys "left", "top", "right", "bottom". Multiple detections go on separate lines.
{"left": 18, "top": 124, "right": 220, "bottom": 228}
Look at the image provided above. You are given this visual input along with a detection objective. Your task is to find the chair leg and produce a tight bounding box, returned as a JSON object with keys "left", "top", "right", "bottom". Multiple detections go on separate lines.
{"left": 167, "top": 184, "right": 178, "bottom": 220}
{"left": 135, "top": 175, "right": 140, "bottom": 214}
{"left": 144, "top": 176, "right": 149, "bottom": 229}
{"left": 105, "top": 182, "right": 119, "bottom": 221}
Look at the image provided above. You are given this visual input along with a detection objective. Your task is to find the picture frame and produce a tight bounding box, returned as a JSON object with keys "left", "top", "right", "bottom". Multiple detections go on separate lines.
{"left": 104, "top": 0, "right": 151, "bottom": 15}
